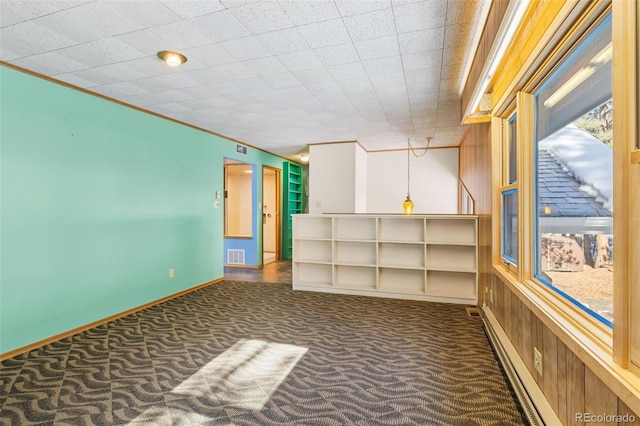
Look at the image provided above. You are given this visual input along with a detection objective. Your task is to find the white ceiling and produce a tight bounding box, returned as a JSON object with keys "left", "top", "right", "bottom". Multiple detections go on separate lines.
{"left": 0, "top": 0, "right": 490, "bottom": 159}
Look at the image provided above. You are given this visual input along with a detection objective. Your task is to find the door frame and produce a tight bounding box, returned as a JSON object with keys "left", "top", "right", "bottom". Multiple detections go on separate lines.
{"left": 262, "top": 165, "right": 281, "bottom": 264}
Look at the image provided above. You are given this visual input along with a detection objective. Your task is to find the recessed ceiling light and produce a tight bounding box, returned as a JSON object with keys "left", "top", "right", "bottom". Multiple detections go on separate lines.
{"left": 300, "top": 154, "right": 309, "bottom": 162}
{"left": 157, "top": 50, "right": 187, "bottom": 67}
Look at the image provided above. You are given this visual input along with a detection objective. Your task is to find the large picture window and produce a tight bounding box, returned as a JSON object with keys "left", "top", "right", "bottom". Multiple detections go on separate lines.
{"left": 534, "top": 15, "right": 613, "bottom": 326}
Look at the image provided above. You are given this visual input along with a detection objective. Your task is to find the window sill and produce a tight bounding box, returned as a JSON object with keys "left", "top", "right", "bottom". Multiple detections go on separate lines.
{"left": 492, "top": 264, "right": 640, "bottom": 414}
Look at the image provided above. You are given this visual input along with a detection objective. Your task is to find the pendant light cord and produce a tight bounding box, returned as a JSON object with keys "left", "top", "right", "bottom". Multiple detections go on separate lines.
{"left": 406, "top": 137, "right": 433, "bottom": 196}
{"left": 407, "top": 138, "right": 411, "bottom": 196}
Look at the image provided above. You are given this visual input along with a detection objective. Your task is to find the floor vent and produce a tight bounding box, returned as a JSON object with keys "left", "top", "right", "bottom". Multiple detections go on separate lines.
{"left": 466, "top": 306, "right": 482, "bottom": 317}
{"left": 227, "top": 249, "right": 245, "bottom": 265}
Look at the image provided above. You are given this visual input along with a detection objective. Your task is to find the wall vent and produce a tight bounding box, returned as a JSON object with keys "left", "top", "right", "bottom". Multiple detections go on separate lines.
{"left": 227, "top": 249, "right": 246, "bottom": 265}
{"left": 236, "top": 144, "right": 247, "bottom": 155}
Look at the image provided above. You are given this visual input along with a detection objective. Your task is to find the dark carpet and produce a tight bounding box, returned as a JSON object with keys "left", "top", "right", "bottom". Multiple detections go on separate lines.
{"left": 0, "top": 281, "right": 526, "bottom": 425}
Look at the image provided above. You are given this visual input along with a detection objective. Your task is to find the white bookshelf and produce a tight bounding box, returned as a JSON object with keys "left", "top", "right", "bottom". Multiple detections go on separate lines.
{"left": 292, "top": 214, "right": 478, "bottom": 305}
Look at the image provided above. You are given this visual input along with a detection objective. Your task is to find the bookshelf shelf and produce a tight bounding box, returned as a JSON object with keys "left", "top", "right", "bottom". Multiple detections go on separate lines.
{"left": 293, "top": 214, "right": 478, "bottom": 305}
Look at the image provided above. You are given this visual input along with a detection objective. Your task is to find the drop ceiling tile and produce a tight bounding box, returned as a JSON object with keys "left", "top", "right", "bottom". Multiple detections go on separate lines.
{"left": 32, "top": 3, "right": 137, "bottom": 44}
{"left": 96, "top": 82, "right": 149, "bottom": 98}
{"left": 292, "top": 67, "right": 336, "bottom": 85}
{"left": 313, "top": 43, "right": 360, "bottom": 67}
{"left": 189, "top": 10, "right": 251, "bottom": 43}
{"left": 56, "top": 38, "right": 145, "bottom": 68}
{"left": 257, "top": 28, "right": 310, "bottom": 55}
{"left": 439, "top": 79, "right": 461, "bottom": 97}
{"left": 92, "top": 62, "right": 150, "bottom": 82}
{"left": 0, "top": 47, "right": 19, "bottom": 61}
{"left": 334, "top": 0, "right": 391, "bottom": 17}
{"left": 363, "top": 56, "right": 402, "bottom": 76}
{"left": 150, "top": 20, "right": 213, "bottom": 50}
{"left": 212, "top": 62, "right": 258, "bottom": 81}
{"left": 111, "top": 2, "right": 182, "bottom": 29}
{"left": 233, "top": 77, "right": 273, "bottom": 92}
{"left": 122, "top": 89, "right": 195, "bottom": 107}
{"left": 0, "top": 21, "right": 76, "bottom": 58}
{"left": 326, "top": 62, "right": 367, "bottom": 81}
{"left": 406, "top": 66, "right": 441, "bottom": 85}
{"left": 261, "top": 72, "right": 302, "bottom": 89}
{"left": 114, "top": 28, "right": 180, "bottom": 58}
{"left": 278, "top": 0, "right": 340, "bottom": 25}
{"left": 242, "top": 56, "right": 290, "bottom": 76}
{"left": 65, "top": 68, "right": 127, "bottom": 87}
{"left": 393, "top": 0, "right": 446, "bottom": 34}
{"left": 398, "top": 28, "right": 444, "bottom": 55}
{"left": 228, "top": 1, "right": 293, "bottom": 34}
{"left": 12, "top": 51, "right": 87, "bottom": 76}
{"left": 354, "top": 35, "right": 399, "bottom": 60}
{"left": 0, "top": 0, "right": 91, "bottom": 28}
{"left": 408, "top": 89, "right": 439, "bottom": 104}
{"left": 343, "top": 9, "right": 395, "bottom": 42}
{"left": 277, "top": 86, "right": 314, "bottom": 100}
{"left": 182, "top": 44, "right": 240, "bottom": 68}
{"left": 153, "top": 72, "right": 203, "bottom": 90}
{"left": 401, "top": 51, "right": 443, "bottom": 71}
{"left": 163, "top": 1, "right": 226, "bottom": 19}
{"left": 297, "top": 19, "right": 351, "bottom": 49}
{"left": 53, "top": 72, "right": 100, "bottom": 88}
{"left": 277, "top": 50, "right": 323, "bottom": 72}
{"left": 219, "top": 36, "right": 271, "bottom": 61}
{"left": 180, "top": 68, "right": 224, "bottom": 86}
{"left": 369, "top": 72, "right": 406, "bottom": 89}
{"left": 151, "top": 102, "right": 192, "bottom": 114}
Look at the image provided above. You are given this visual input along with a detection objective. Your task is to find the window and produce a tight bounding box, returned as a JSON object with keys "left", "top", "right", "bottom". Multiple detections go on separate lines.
{"left": 501, "top": 114, "right": 518, "bottom": 266}
{"left": 534, "top": 15, "right": 613, "bottom": 326}
{"left": 224, "top": 159, "right": 254, "bottom": 238}
{"left": 502, "top": 189, "right": 518, "bottom": 265}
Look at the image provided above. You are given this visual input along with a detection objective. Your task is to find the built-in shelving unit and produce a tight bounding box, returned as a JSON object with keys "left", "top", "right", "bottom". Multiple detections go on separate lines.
{"left": 292, "top": 214, "right": 478, "bottom": 305}
{"left": 281, "top": 162, "right": 303, "bottom": 259}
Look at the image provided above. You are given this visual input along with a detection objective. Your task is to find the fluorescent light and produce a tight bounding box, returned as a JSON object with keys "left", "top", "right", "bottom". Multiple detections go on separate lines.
{"left": 464, "top": 0, "right": 531, "bottom": 119}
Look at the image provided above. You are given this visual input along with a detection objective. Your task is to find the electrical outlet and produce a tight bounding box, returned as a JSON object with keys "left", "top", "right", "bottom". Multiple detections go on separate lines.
{"left": 534, "top": 347, "right": 543, "bottom": 375}
{"left": 169, "top": 268, "right": 175, "bottom": 279}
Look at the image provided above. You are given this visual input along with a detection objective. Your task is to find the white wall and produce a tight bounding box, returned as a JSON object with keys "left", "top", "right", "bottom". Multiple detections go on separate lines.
{"left": 354, "top": 143, "right": 368, "bottom": 213}
{"left": 309, "top": 143, "right": 356, "bottom": 213}
{"left": 367, "top": 148, "right": 459, "bottom": 214}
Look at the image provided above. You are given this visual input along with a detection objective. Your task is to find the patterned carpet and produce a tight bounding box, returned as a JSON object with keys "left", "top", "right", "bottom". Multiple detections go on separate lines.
{"left": 0, "top": 281, "right": 526, "bottom": 425}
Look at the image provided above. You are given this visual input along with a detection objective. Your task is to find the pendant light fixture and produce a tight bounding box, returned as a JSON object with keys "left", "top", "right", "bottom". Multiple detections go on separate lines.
{"left": 403, "top": 138, "right": 414, "bottom": 215}
{"left": 402, "top": 136, "right": 433, "bottom": 215}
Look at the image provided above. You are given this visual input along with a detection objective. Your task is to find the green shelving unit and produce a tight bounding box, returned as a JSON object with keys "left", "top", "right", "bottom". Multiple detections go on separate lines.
{"left": 282, "top": 162, "right": 303, "bottom": 260}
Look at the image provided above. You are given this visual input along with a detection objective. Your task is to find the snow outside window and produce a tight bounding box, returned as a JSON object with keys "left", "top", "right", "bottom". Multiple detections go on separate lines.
{"left": 534, "top": 15, "right": 613, "bottom": 326}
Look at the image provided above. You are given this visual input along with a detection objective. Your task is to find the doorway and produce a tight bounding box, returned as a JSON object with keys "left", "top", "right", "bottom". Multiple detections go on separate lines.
{"left": 262, "top": 166, "right": 280, "bottom": 265}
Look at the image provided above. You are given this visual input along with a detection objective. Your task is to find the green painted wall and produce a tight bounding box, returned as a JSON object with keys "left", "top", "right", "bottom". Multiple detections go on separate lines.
{"left": 0, "top": 66, "right": 290, "bottom": 354}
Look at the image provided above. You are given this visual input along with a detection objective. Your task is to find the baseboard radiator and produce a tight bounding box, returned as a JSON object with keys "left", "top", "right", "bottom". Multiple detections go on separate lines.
{"left": 483, "top": 307, "right": 560, "bottom": 426}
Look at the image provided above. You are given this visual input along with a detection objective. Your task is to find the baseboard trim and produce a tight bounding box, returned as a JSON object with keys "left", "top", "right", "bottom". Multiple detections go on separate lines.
{"left": 0, "top": 277, "right": 224, "bottom": 361}
{"left": 483, "top": 306, "right": 559, "bottom": 425}
{"left": 224, "top": 263, "right": 262, "bottom": 269}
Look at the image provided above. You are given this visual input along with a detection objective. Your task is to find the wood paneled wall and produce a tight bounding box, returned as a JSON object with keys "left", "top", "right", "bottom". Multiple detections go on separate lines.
{"left": 458, "top": 123, "right": 492, "bottom": 305}
{"left": 461, "top": 0, "right": 510, "bottom": 115}
{"left": 460, "top": 122, "right": 640, "bottom": 424}
{"left": 491, "top": 275, "right": 640, "bottom": 425}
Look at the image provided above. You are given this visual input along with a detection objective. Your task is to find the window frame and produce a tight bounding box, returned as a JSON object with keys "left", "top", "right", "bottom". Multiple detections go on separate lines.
{"left": 494, "top": 9, "right": 620, "bottom": 357}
